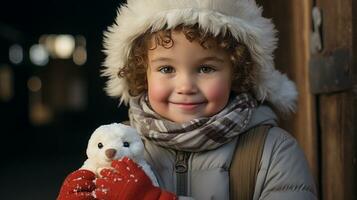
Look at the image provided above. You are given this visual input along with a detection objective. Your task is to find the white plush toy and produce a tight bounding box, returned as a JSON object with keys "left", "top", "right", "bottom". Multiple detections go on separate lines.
{"left": 81, "top": 123, "right": 159, "bottom": 186}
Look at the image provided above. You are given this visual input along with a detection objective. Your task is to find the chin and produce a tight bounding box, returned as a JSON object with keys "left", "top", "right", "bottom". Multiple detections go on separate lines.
{"left": 169, "top": 115, "right": 199, "bottom": 123}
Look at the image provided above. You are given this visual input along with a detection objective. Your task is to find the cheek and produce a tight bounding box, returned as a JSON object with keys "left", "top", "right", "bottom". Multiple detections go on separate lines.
{"left": 203, "top": 80, "right": 231, "bottom": 102}
{"left": 147, "top": 78, "right": 171, "bottom": 102}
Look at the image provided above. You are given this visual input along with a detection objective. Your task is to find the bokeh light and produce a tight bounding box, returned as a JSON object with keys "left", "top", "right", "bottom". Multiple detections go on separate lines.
{"left": 29, "top": 44, "right": 49, "bottom": 66}
{"left": 9, "top": 44, "right": 24, "bottom": 64}
{"left": 54, "top": 34, "right": 75, "bottom": 59}
{"left": 73, "top": 46, "right": 87, "bottom": 65}
{"left": 27, "top": 76, "right": 42, "bottom": 92}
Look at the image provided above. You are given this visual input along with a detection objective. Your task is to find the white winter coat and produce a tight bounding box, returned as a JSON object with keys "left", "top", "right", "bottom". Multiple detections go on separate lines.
{"left": 135, "top": 105, "right": 317, "bottom": 200}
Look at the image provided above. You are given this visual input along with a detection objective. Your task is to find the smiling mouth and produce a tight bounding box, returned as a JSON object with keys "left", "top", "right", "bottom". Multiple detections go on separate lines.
{"left": 170, "top": 102, "right": 206, "bottom": 110}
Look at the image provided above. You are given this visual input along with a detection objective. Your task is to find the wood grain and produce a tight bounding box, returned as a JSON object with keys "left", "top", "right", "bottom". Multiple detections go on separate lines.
{"left": 316, "top": 0, "right": 355, "bottom": 199}
{"left": 257, "top": 0, "right": 319, "bottom": 186}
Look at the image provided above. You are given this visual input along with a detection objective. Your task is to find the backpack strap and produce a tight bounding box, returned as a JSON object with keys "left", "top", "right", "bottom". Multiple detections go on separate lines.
{"left": 229, "top": 125, "right": 271, "bottom": 200}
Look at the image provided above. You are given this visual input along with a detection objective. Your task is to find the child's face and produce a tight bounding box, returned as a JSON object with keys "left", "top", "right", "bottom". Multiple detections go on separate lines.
{"left": 146, "top": 31, "right": 233, "bottom": 123}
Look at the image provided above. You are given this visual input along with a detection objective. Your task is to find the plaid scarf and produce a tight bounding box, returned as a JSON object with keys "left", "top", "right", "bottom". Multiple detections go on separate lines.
{"left": 129, "top": 93, "right": 257, "bottom": 152}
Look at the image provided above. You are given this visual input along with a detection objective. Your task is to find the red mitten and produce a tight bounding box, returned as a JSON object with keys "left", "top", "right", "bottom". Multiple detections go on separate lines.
{"left": 94, "top": 157, "right": 177, "bottom": 200}
{"left": 57, "top": 169, "right": 96, "bottom": 200}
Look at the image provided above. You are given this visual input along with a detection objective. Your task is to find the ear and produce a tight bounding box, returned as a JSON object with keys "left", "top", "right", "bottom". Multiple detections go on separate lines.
{"left": 86, "top": 131, "right": 101, "bottom": 159}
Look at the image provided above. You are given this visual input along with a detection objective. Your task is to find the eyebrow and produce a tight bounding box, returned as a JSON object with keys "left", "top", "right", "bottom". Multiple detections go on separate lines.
{"left": 150, "top": 57, "right": 174, "bottom": 63}
{"left": 150, "top": 56, "right": 225, "bottom": 63}
{"left": 199, "top": 56, "right": 225, "bottom": 63}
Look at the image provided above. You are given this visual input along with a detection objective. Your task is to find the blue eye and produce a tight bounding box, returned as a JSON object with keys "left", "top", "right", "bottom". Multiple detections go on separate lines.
{"left": 123, "top": 142, "right": 130, "bottom": 147}
{"left": 158, "top": 66, "right": 175, "bottom": 74}
{"left": 198, "top": 65, "right": 215, "bottom": 73}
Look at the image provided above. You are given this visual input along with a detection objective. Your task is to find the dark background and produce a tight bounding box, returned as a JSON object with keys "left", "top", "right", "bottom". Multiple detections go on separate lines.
{"left": 0, "top": 1, "right": 282, "bottom": 199}
{"left": 0, "top": 0, "right": 128, "bottom": 199}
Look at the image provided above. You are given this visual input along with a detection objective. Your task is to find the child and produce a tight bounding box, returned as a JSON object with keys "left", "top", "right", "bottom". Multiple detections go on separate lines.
{"left": 58, "top": 0, "right": 317, "bottom": 199}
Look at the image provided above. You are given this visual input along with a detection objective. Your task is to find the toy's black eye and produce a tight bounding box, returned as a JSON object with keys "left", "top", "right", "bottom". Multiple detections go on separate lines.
{"left": 98, "top": 143, "right": 103, "bottom": 149}
{"left": 123, "top": 142, "right": 130, "bottom": 147}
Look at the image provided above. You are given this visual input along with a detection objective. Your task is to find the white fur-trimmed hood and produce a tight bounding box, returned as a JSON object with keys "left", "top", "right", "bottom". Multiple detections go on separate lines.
{"left": 102, "top": 0, "right": 298, "bottom": 114}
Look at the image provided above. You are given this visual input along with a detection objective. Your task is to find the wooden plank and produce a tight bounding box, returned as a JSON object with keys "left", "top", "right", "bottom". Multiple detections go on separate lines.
{"left": 257, "top": 0, "right": 319, "bottom": 185}
{"left": 289, "top": 0, "right": 319, "bottom": 186}
{"left": 352, "top": 1, "right": 357, "bottom": 199}
{"left": 315, "top": 0, "right": 355, "bottom": 199}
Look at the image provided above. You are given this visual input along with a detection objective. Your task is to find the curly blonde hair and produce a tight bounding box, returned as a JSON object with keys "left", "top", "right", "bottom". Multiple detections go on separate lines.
{"left": 118, "top": 24, "right": 257, "bottom": 96}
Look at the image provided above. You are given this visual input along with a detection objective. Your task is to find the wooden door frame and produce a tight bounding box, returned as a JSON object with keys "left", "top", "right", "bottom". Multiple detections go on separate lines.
{"left": 257, "top": 0, "right": 319, "bottom": 188}
{"left": 258, "top": 0, "right": 357, "bottom": 199}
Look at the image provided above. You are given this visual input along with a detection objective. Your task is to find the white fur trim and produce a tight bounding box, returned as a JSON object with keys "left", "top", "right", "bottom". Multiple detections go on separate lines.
{"left": 102, "top": 0, "right": 297, "bottom": 114}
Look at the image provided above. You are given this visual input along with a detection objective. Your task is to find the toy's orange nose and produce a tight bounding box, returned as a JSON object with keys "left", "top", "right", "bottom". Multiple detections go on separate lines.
{"left": 105, "top": 149, "right": 117, "bottom": 159}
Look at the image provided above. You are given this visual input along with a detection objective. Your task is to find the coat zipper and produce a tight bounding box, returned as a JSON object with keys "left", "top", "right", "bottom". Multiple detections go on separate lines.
{"left": 175, "top": 151, "right": 190, "bottom": 196}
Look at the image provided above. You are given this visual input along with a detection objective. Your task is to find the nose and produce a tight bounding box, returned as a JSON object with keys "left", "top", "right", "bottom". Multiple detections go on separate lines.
{"left": 105, "top": 148, "right": 117, "bottom": 159}
{"left": 176, "top": 74, "right": 198, "bottom": 95}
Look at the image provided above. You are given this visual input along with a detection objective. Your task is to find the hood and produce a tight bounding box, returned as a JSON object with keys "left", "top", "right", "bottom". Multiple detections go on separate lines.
{"left": 102, "top": 0, "right": 298, "bottom": 114}
{"left": 245, "top": 105, "right": 278, "bottom": 130}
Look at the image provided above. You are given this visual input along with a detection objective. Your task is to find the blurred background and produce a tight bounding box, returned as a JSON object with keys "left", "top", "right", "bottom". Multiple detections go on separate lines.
{"left": 0, "top": 0, "right": 129, "bottom": 199}
{"left": 1, "top": 0, "right": 356, "bottom": 200}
